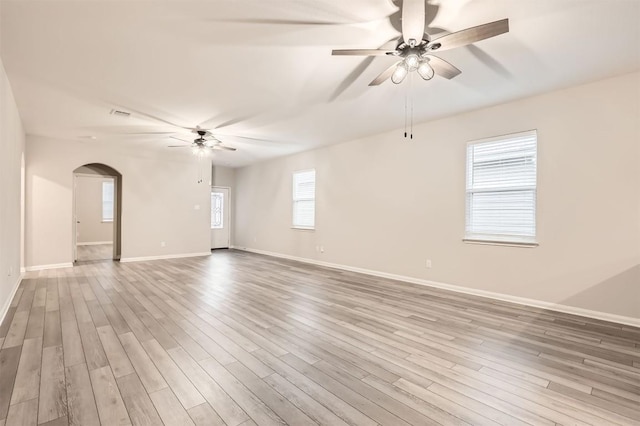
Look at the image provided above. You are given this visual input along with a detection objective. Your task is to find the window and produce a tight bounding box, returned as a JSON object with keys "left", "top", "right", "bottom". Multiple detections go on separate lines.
{"left": 102, "top": 180, "right": 115, "bottom": 222}
{"left": 292, "top": 169, "right": 316, "bottom": 229}
{"left": 211, "top": 191, "right": 224, "bottom": 229}
{"left": 465, "top": 130, "right": 537, "bottom": 245}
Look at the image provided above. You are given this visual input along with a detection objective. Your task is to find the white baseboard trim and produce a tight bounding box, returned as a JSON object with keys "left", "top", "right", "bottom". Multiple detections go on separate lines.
{"left": 0, "top": 272, "right": 24, "bottom": 327}
{"left": 120, "top": 252, "right": 211, "bottom": 263}
{"left": 232, "top": 246, "right": 640, "bottom": 328}
{"left": 77, "top": 241, "right": 113, "bottom": 246}
{"left": 25, "top": 262, "right": 74, "bottom": 272}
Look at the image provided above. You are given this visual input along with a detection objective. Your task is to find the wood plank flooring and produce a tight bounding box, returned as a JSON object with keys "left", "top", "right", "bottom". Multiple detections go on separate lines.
{"left": 76, "top": 244, "right": 113, "bottom": 262}
{"left": 1, "top": 250, "right": 639, "bottom": 425}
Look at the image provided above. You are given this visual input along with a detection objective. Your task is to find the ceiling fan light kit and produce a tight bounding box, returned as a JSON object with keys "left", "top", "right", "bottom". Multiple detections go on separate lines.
{"left": 391, "top": 62, "right": 409, "bottom": 84}
{"left": 193, "top": 145, "right": 209, "bottom": 156}
{"left": 417, "top": 59, "right": 435, "bottom": 81}
{"left": 391, "top": 54, "right": 434, "bottom": 84}
{"left": 404, "top": 53, "right": 420, "bottom": 71}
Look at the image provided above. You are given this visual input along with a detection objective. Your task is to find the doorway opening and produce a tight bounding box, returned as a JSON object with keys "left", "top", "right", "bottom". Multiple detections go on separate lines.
{"left": 72, "top": 163, "right": 122, "bottom": 262}
{"left": 211, "top": 186, "right": 230, "bottom": 249}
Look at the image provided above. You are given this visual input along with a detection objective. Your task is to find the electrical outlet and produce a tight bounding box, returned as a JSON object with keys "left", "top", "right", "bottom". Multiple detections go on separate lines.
{"left": 7, "top": 266, "right": 12, "bottom": 276}
{"left": 194, "top": 204, "right": 200, "bottom": 210}
{"left": 320, "top": 246, "right": 324, "bottom": 253}
{"left": 160, "top": 241, "right": 166, "bottom": 247}
{"left": 426, "top": 259, "right": 432, "bottom": 268}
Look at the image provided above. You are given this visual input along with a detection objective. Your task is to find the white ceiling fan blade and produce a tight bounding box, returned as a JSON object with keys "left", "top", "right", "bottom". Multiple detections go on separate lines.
{"left": 401, "top": 0, "right": 425, "bottom": 45}
{"left": 116, "top": 131, "right": 175, "bottom": 135}
{"left": 170, "top": 136, "right": 193, "bottom": 143}
{"left": 426, "top": 55, "right": 462, "bottom": 79}
{"left": 429, "top": 19, "right": 509, "bottom": 52}
{"left": 214, "top": 134, "right": 289, "bottom": 145}
{"left": 212, "top": 145, "right": 237, "bottom": 151}
{"left": 120, "top": 107, "right": 191, "bottom": 130}
{"left": 167, "top": 145, "right": 192, "bottom": 148}
{"left": 369, "top": 61, "right": 401, "bottom": 86}
{"left": 332, "top": 49, "right": 394, "bottom": 56}
{"left": 212, "top": 18, "right": 346, "bottom": 26}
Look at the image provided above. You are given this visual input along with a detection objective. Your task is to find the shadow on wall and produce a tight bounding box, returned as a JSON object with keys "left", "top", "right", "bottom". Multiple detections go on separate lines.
{"left": 560, "top": 264, "right": 640, "bottom": 320}
{"left": 476, "top": 263, "right": 640, "bottom": 380}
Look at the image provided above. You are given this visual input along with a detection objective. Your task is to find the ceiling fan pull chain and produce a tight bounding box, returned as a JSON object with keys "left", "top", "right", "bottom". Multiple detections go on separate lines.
{"left": 410, "top": 100, "right": 414, "bottom": 140}
{"left": 411, "top": 93, "right": 414, "bottom": 140}
{"left": 410, "top": 74, "right": 414, "bottom": 139}
{"left": 197, "top": 155, "right": 203, "bottom": 184}
{"left": 404, "top": 88, "right": 408, "bottom": 138}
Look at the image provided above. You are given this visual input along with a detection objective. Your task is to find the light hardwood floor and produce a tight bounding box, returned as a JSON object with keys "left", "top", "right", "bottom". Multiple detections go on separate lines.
{"left": 76, "top": 244, "right": 113, "bottom": 262}
{"left": 1, "top": 250, "right": 639, "bottom": 425}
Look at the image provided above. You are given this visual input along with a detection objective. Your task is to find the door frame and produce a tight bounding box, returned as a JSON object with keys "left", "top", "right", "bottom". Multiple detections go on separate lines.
{"left": 73, "top": 174, "right": 77, "bottom": 262}
{"left": 72, "top": 172, "right": 119, "bottom": 262}
{"left": 211, "top": 186, "right": 231, "bottom": 249}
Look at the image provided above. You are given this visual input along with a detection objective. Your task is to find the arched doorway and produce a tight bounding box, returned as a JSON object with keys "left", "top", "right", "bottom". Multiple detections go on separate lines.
{"left": 72, "top": 163, "right": 122, "bottom": 262}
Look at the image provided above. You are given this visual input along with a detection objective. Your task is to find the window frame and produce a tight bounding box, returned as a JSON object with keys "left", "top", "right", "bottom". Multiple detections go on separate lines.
{"left": 292, "top": 169, "right": 316, "bottom": 230}
{"left": 464, "top": 130, "right": 539, "bottom": 247}
{"left": 101, "top": 179, "right": 115, "bottom": 223}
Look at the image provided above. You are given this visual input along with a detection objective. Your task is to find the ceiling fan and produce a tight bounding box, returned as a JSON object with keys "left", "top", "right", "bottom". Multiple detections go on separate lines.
{"left": 169, "top": 129, "right": 237, "bottom": 152}
{"left": 332, "top": 0, "right": 509, "bottom": 85}
{"left": 107, "top": 107, "right": 245, "bottom": 151}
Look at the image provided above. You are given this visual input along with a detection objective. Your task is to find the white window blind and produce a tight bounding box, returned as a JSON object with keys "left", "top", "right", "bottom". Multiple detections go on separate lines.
{"left": 293, "top": 169, "right": 315, "bottom": 229}
{"left": 466, "top": 130, "right": 537, "bottom": 244}
{"left": 102, "top": 180, "right": 115, "bottom": 222}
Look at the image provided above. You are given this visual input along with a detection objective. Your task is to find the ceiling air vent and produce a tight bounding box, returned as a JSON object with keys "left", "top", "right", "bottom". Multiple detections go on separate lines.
{"left": 110, "top": 109, "right": 131, "bottom": 117}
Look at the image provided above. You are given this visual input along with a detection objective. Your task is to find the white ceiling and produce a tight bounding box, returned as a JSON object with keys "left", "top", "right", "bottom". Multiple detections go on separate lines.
{"left": 1, "top": 0, "right": 639, "bottom": 167}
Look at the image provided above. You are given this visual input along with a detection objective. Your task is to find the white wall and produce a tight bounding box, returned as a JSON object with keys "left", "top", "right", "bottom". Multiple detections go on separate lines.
{"left": 25, "top": 138, "right": 211, "bottom": 267}
{"left": 0, "top": 56, "right": 25, "bottom": 317}
{"left": 235, "top": 72, "right": 640, "bottom": 320}
{"left": 75, "top": 175, "right": 114, "bottom": 244}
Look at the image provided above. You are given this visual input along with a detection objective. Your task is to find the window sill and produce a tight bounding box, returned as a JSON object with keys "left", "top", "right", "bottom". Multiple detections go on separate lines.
{"left": 291, "top": 226, "right": 315, "bottom": 231}
{"left": 102, "top": 220, "right": 113, "bottom": 223}
{"left": 463, "top": 238, "right": 538, "bottom": 248}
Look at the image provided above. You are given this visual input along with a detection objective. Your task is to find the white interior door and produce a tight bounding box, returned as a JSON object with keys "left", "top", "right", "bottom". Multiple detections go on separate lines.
{"left": 211, "top": 187, "right": 230, "bottom": 249}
